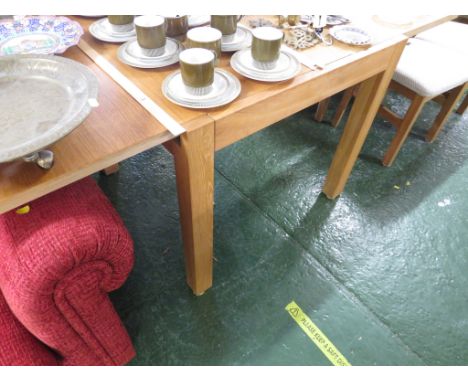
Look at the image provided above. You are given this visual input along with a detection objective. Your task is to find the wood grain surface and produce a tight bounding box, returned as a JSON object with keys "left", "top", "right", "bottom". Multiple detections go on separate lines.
{"left": 0, "top": 47, "right": 175, "bottom": 213}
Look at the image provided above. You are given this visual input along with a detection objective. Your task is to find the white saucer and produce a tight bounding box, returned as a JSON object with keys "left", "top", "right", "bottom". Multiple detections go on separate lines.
{"left": 162, "top": 69, "right": 241, "bottom": 109}
{"left": 89, "top": 17, "right": 136, "bottom": 43}
{"left": 230, "top": 48, "right": 301, "bottom": 82}
{"left": 221, "top": 25, "right": 253, "bottom": 52}
{"left": 117, "top": 38, "right": 183, "bottom": 68}
{"left": 188, "top": 15, "right": 210, "bottom": 28}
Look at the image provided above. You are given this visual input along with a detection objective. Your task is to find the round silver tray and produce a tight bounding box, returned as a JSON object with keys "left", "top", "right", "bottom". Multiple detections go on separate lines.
{"left": 162, "top": 69, "right": 241, "bottom": 109}
{"left": 117, "top": 38, "right": 183, "bottom": 68}
{"left": 230, "top": 48, "right": 301, "bottom": 82}
{"left": 89, "top": 18, "right": 136, "bottom": 43}
{"left": 221, "top": 25, "right": 252, "bottom": 52}
{"left": 0, "top": 54, "right": 99, "bottom": 167}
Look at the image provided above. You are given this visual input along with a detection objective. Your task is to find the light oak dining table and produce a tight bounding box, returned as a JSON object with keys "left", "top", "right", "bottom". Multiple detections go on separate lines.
{"left": 0, "top": 15, "right": 454, "bottom": 295}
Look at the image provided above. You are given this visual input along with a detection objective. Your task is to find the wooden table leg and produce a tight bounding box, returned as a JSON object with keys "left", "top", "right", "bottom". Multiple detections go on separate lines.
{"left": 172, "top": 122, "right": 215, "bottom": 296}
{"left": 102, "top": 163, "right": 120, "bottom": 175}
{"left": 322, "top": 40, "right": 407, "bottom": 199}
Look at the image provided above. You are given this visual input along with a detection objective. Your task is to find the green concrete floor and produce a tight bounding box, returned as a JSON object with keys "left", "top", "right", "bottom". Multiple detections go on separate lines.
{"left": 96, "top": 91, "right": 468, "bottom": 366}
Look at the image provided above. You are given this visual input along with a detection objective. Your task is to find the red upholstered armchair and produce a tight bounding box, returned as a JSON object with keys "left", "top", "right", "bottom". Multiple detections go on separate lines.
{"left": 0, "top": 290, "right": 59, "bottom": 365}
{"left": 0, "top": 178, "right": 135, "bottom": 366}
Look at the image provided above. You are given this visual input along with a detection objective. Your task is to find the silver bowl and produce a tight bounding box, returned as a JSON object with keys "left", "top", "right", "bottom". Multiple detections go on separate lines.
{"left": 0, "top": 54, "right": 99, "bottom": 169}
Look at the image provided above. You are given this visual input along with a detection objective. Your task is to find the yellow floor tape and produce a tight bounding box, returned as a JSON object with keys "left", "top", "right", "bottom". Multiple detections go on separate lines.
{"left": 285, "top": 301, "right": 351, "bottom": 366}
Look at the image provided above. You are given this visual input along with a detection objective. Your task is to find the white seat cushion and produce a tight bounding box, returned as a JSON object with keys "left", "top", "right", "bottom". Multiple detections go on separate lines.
{"left": 415, "top": 21, "right": 468, "bottom": 55}
{"left": 393, "top": 38, "right": 468, "bottom": 97}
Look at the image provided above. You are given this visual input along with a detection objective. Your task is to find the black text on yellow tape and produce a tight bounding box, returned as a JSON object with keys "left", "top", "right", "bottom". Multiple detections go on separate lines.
{"left": 286, "top": 301, "right": 351, "bottom": 366}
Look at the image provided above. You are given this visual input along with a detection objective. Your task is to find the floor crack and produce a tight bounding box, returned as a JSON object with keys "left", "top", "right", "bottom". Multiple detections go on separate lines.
{"left": 215, "top": 166, "right": 426, "bottom": 365}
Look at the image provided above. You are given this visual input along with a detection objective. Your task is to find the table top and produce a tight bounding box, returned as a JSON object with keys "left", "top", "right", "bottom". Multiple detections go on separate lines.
{"left": 74, "top": 15, "right": 454, "bottom": 128}
{"left": 241, "top": 15, "right": 455, "bottom": 67}
{"left": 0, "top": 46, "right": 174, "bottom": 214}
{"left": 0, "top": 15, "right": 454, "bottom": 213}
{"left": 71, "top": 15, "right": 415, "bottom": 149}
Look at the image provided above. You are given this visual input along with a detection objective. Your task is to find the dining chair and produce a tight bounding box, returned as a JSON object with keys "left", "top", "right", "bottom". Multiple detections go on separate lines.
{"left": 381, "top": 38, "right": 468, "bottom": 165}
{"left": 415, "top": 21, "right": 467, "bottom": 54}
{"left": 315, "top": 32, "right": 468, "bottom": 166}
{"left": 415, "top": 21, "right": 468, "bottom": 116}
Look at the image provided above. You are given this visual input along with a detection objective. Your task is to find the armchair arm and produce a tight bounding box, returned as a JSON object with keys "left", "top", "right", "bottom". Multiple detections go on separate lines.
{"left": 0, "top": 178, "right": 135, "bottom": 365}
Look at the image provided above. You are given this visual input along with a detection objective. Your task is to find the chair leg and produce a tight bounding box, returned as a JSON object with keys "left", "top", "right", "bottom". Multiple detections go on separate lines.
{"left": 331, "top": 86, "right": 355, "bottom": 128}
{"left": 314, "top": 98, "right": 331, "bottom": 122}
{"left": 382, "top": 95, "right": 428, "bottom": 167}
{"left": 426, "top": 84, "right": 467, "bottom": 143}
{"left": 455, "top": 92, "right": 468, "bottom": 115}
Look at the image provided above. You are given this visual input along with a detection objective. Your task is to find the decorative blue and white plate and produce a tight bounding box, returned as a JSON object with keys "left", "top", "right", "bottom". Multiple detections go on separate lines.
{"left": 329, "top": 25, "right": 372, "bottom": 46}
{"left": 0, "top": 16, "right": 83, "bottom": 56}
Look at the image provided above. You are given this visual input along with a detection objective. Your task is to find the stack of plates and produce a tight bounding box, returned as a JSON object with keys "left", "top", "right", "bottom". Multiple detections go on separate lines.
{"left": 162, "top": 69, "right": 241, "bottom": 109}
{"left": 89, "top": 18, "right": 136, "bottom": 43}
{"left": 221, "top": 25, "right": 252, "bottom": 52}
{"left": 230, "top": 48, "right": 301, "bottom": 82}
{"left": 118, "top": 38, "right": 183, "bottom": 68}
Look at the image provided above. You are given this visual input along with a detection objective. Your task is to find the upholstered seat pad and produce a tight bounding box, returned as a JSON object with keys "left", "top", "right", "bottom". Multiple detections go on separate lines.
{"left": 393, "top": 38, "right": 468, "bottom": 97}
{"left": 415, "top": 21, "right": 468, "bottom": 55}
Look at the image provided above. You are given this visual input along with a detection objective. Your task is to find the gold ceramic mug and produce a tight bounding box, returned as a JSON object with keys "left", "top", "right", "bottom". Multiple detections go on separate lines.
{"left": 134, "top": 15, "right": 166, "bottom": 57}
{"left": 179, "top": 48, "right": 215, "bottom": 96}
{"left": 251, "top": 26, "right": 284, "bottom": 69}
{"left": 107, "top": 15, "right": 134, "bottom": 33}
{"left": 186, "top": 27, "right": 222, "bottom": 64}
{"left": 164, "top": 15, "right": 189, "bottom": 37}
{"left": 210, "top": 15, "right": 242, "bottom": 39}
